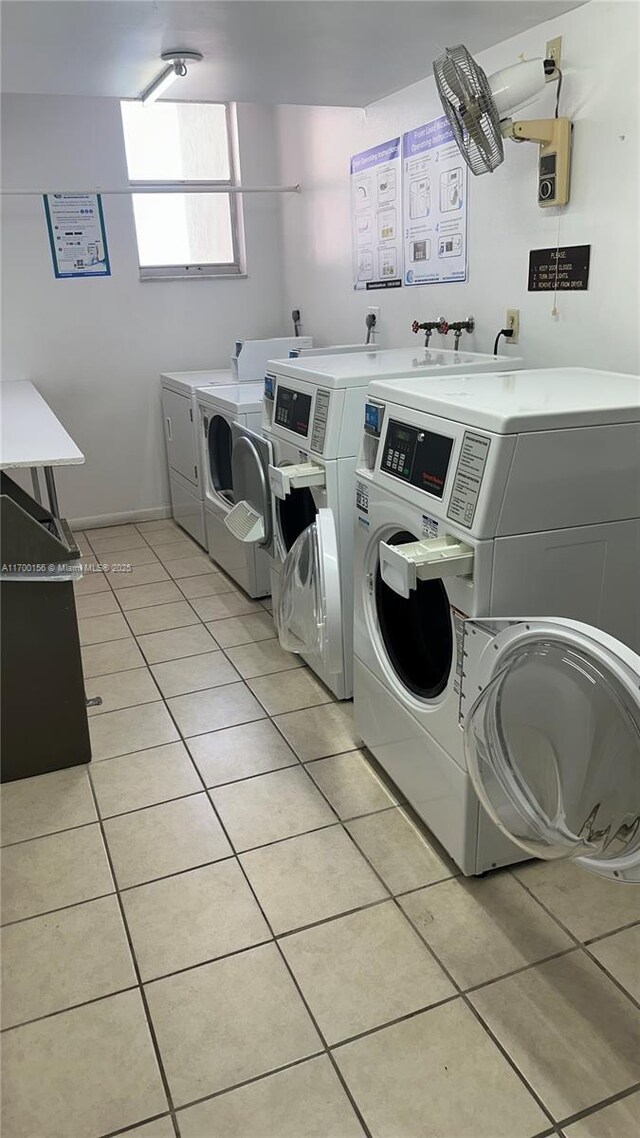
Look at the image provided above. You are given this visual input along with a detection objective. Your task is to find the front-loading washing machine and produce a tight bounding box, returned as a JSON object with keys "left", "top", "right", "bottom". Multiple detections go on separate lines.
{"left": 223, "top": 347, "right": 523, "bottom": 699}
{"left": 353, "top": 367, "right": 640, "bottom": 877}
{"left": 196, "top": 384, "right": 271, "bottom": 597}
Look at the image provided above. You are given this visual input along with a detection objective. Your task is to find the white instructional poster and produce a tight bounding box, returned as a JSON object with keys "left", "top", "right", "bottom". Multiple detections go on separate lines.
{"left": 402, "top": 116, "right": 468, "bottom": 286}
{"left": 43, "top": 193, "right": 111, "bottom": 279}
{"left": 351, "top": 137, "right": 402, "bottom": 291}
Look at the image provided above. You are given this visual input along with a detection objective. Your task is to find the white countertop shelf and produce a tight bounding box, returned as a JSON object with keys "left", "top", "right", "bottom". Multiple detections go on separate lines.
{"left": 0, "top": 381, "right": 84, "bottom": 469}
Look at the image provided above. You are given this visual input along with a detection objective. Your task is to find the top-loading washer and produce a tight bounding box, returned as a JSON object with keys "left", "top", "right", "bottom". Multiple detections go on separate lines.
{"left": 352, "top": 367, "right": 640, "bottom": 877}
{"left": 197, "top": 383, "right": 271, "bottom": 597}
{"left": 160, "top": 369, "right": 233, "bottom": 546}
{"left": 223, "top": 346, "right": 523, "bottom": 699}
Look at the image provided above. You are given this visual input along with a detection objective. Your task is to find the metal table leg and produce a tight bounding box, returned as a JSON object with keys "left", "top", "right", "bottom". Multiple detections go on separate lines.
{"left": 31, "top": 467, "right": 42, "bottom": 504}
{"left": 43, "top": 466, "right": 60, "bottom": 519}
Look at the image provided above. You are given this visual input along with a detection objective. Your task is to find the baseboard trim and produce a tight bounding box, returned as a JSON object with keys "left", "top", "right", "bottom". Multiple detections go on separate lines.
{"left": 70, "top": 507, "right": 173, "bottom": 530}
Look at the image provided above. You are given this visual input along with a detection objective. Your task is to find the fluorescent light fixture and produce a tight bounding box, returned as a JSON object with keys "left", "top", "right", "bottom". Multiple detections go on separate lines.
{"left": 141, "top": 50, "right": 203, "bottom": 106}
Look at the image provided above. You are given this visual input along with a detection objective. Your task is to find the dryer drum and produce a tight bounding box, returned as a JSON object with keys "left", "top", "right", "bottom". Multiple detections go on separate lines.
{"left": 375, "top": 530, "right": 453, "bottom": 699}
{"left": 208, "top": 416, "right": 234, "bottom": 504}
{"left": 277, "top": 486, "right": 318, "bottom": 552}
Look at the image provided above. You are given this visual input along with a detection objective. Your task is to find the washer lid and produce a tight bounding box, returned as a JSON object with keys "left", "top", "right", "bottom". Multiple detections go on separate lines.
{"left": 276, "top": 508, "right": 342, "bottom": 674}
{"left": 463, "top": 619, "right": 640, "bottom": 882}
{"left": 196, "top": 382, "right": 264, "bottom": 415}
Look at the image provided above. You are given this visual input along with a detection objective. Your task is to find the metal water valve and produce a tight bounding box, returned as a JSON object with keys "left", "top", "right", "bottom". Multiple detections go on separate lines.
{"left": 449, "top": 316, "right": 476, "bottom": 350}
{"left": 411, "top": 317, "right": 449, "bottom": 346}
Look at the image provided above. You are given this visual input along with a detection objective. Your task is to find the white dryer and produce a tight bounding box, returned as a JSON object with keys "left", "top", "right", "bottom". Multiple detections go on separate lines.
{"left": 197, "top": 384, "right": 271, "bottom": 597}
{"left": 224, "top": 347, "right": 522, "bottom": 699}
{"left": 160, "top": 369, "right": 234, "bottom": 546}
{"left": 353, "top": 367, "right": 640, "bottom": 878}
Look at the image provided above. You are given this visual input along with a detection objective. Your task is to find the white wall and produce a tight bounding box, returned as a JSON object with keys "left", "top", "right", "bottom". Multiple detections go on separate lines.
{"left": 1, "top": 96, "right": 287, "bottom": 525}
{"left": 276, "top": 0, "right": 640, "bottom": 373}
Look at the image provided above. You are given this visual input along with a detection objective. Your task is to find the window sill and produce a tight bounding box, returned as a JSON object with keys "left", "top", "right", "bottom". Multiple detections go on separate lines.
{"left": 138, "top": 272, "right": 248, "bottom": 282}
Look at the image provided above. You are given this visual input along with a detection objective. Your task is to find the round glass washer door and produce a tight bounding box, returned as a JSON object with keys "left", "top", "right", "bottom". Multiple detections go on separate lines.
{"left": 277, "top": 509, "right": 342, "bottom": 673}
{"left": 464, "top": 623, "right": 640, "bottom": 881}
{"left": 374, "top": 530, "right": 453, "bottom": 700}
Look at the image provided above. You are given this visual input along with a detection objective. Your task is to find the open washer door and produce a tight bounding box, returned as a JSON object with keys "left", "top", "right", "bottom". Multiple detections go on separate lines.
{"left": 462, "top": 618, "right": 640, "bottom": 882}
{"left": 276, "top": 508, "right": 342, "bottom": 675}
{"left": 226, "top": 424, "right": 274, "bottom": 554}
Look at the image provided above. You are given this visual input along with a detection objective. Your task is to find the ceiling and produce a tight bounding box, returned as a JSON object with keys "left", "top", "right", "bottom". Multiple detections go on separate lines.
{"left": 1, "top": 1, "right": 587, "bottom": 107}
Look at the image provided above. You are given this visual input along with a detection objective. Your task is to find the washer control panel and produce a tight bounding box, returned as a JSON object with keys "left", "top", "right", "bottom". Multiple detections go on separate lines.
{"left": 310, "top": 389, "right": 330, "bottom": 454}
{"left": 381, "top": 419, "right": 454, "bottom": 500}
{"left": 274, "top": 385, "right": 313, "bottom": 438}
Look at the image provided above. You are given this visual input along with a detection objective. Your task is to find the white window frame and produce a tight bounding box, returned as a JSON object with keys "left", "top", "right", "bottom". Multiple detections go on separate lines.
{"left": 123, "top": 101, "right": 246, "bottom": 281}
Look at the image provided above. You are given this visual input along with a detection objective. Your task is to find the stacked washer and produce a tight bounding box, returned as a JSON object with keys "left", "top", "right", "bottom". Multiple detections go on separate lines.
{"left": 352, "top": 367, "right": 640, "bottom": 880}
{"left": 224, "top": 347, "right": 522, "bottom": 698}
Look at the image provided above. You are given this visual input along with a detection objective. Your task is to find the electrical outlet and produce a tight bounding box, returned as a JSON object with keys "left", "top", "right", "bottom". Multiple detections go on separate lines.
{"left": 546, "top": 36, "right": 562, "bottom": 68}
{"left": 506, "top": 309, "right": 520, "bottom": 344}
{"left": 366, "top": 306, "right": 380, "bottom": 341}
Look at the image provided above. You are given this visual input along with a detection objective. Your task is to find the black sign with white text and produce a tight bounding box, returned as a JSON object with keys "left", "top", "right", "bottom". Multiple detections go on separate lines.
{"left": 528, "top": 245, "right": 591, "bottom": 291}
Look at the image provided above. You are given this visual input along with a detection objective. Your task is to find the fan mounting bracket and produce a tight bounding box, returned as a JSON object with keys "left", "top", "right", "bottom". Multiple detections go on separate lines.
{"left": 506, "top": 117, "right": 572, "bottom": 207}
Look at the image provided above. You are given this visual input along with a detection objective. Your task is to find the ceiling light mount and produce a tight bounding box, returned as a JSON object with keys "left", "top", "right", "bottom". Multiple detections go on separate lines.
{"left": 141, "top": 49, "right": 203, "bottom": 106}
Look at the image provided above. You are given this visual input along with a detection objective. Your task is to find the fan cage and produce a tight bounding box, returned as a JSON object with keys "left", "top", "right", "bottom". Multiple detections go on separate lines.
{"left": 434, "top": 44, "right": 504, "bottom": 175}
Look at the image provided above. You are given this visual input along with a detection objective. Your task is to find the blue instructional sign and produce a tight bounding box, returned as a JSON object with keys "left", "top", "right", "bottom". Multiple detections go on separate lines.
{"left": 44, "top": 193, "right": 111, "bottom": 279}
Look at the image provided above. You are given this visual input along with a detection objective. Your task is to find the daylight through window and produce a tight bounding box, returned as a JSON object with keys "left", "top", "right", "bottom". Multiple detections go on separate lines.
{"left": 120, "top": 101, "right": 243, "bottom": 278}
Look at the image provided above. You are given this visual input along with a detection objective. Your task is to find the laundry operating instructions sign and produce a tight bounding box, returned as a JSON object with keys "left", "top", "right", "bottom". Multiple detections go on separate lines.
{"left": 351, "top": 138, "right": 402, "bottom": 291}
{"left": 44, "top": 193, "right": 111, "bottom": 279}
{"left": 402, "top": 115, "right": 468, "bottom": 286}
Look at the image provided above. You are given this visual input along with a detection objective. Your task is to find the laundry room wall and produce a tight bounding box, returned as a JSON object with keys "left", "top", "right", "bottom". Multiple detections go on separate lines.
{"left": 0, "top": 96, "right": 287, "bottom": 526}
{"left": 276, "top": 0, "right": 639, "bottom": 374}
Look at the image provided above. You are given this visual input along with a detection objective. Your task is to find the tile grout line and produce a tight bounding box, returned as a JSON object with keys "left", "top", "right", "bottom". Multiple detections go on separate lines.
{"left": 509, "top": 870, "right": 640, "bottom": 1012}
{"left": 1, "top": 983, "right": 141, "bottom": 1036}
{"left": 83, "top": 767, "right": 181, "bottom": 1138}
{"left": 552, "top": 1080, "right": 640, "bottom": 1132}
{"left": 1, "top": 889, "right": 119, "bottom": 930}
{"left": 97, "top": 1110, "right": 175, "bottom": 1138}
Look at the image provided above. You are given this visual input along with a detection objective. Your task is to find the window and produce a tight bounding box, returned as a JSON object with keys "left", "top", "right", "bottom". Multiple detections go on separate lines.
{"left": 120, "top": 101, "right": 244, "bottom": 279}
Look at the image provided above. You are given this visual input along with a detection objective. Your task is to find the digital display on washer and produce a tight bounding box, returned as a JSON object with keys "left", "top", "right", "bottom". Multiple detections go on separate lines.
{"left": 275, "top": 386, "right": 313, "bottom": 437}
{"left": 382, "top": 419, "right": 454, "bottom": 499}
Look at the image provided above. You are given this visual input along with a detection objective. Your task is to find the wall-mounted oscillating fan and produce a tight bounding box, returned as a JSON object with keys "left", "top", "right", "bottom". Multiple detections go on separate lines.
{"left": 434, "top": 45, "right": 572, "bottom": 207}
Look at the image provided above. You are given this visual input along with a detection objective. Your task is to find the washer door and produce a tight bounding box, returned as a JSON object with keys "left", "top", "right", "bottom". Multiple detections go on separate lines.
{"left": 230, "top": 424, "right": 274, "bottom": 551}
{"left": 276, "top": 508, "right": 342, "bottom": 674}
{"left": 463, "top": 619, "right": 640, "bottom": 882}
{"left": 206, "top": 414, "right": 234, "bottom": 505}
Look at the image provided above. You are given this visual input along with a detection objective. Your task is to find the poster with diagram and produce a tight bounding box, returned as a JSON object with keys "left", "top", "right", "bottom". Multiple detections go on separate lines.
{"left": 351, "top": 138, "right": 402, "bottom": 290}
{"left": 402, "top": 115, "right": 468, "bottom": 286}
{"left": 43, "top": 193, "right": 111, "bottom": 279}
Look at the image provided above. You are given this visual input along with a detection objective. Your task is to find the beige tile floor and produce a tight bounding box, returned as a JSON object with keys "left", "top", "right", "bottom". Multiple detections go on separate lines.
{"left": 1, "top": 518, "right": 639, "bottom": 1138}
